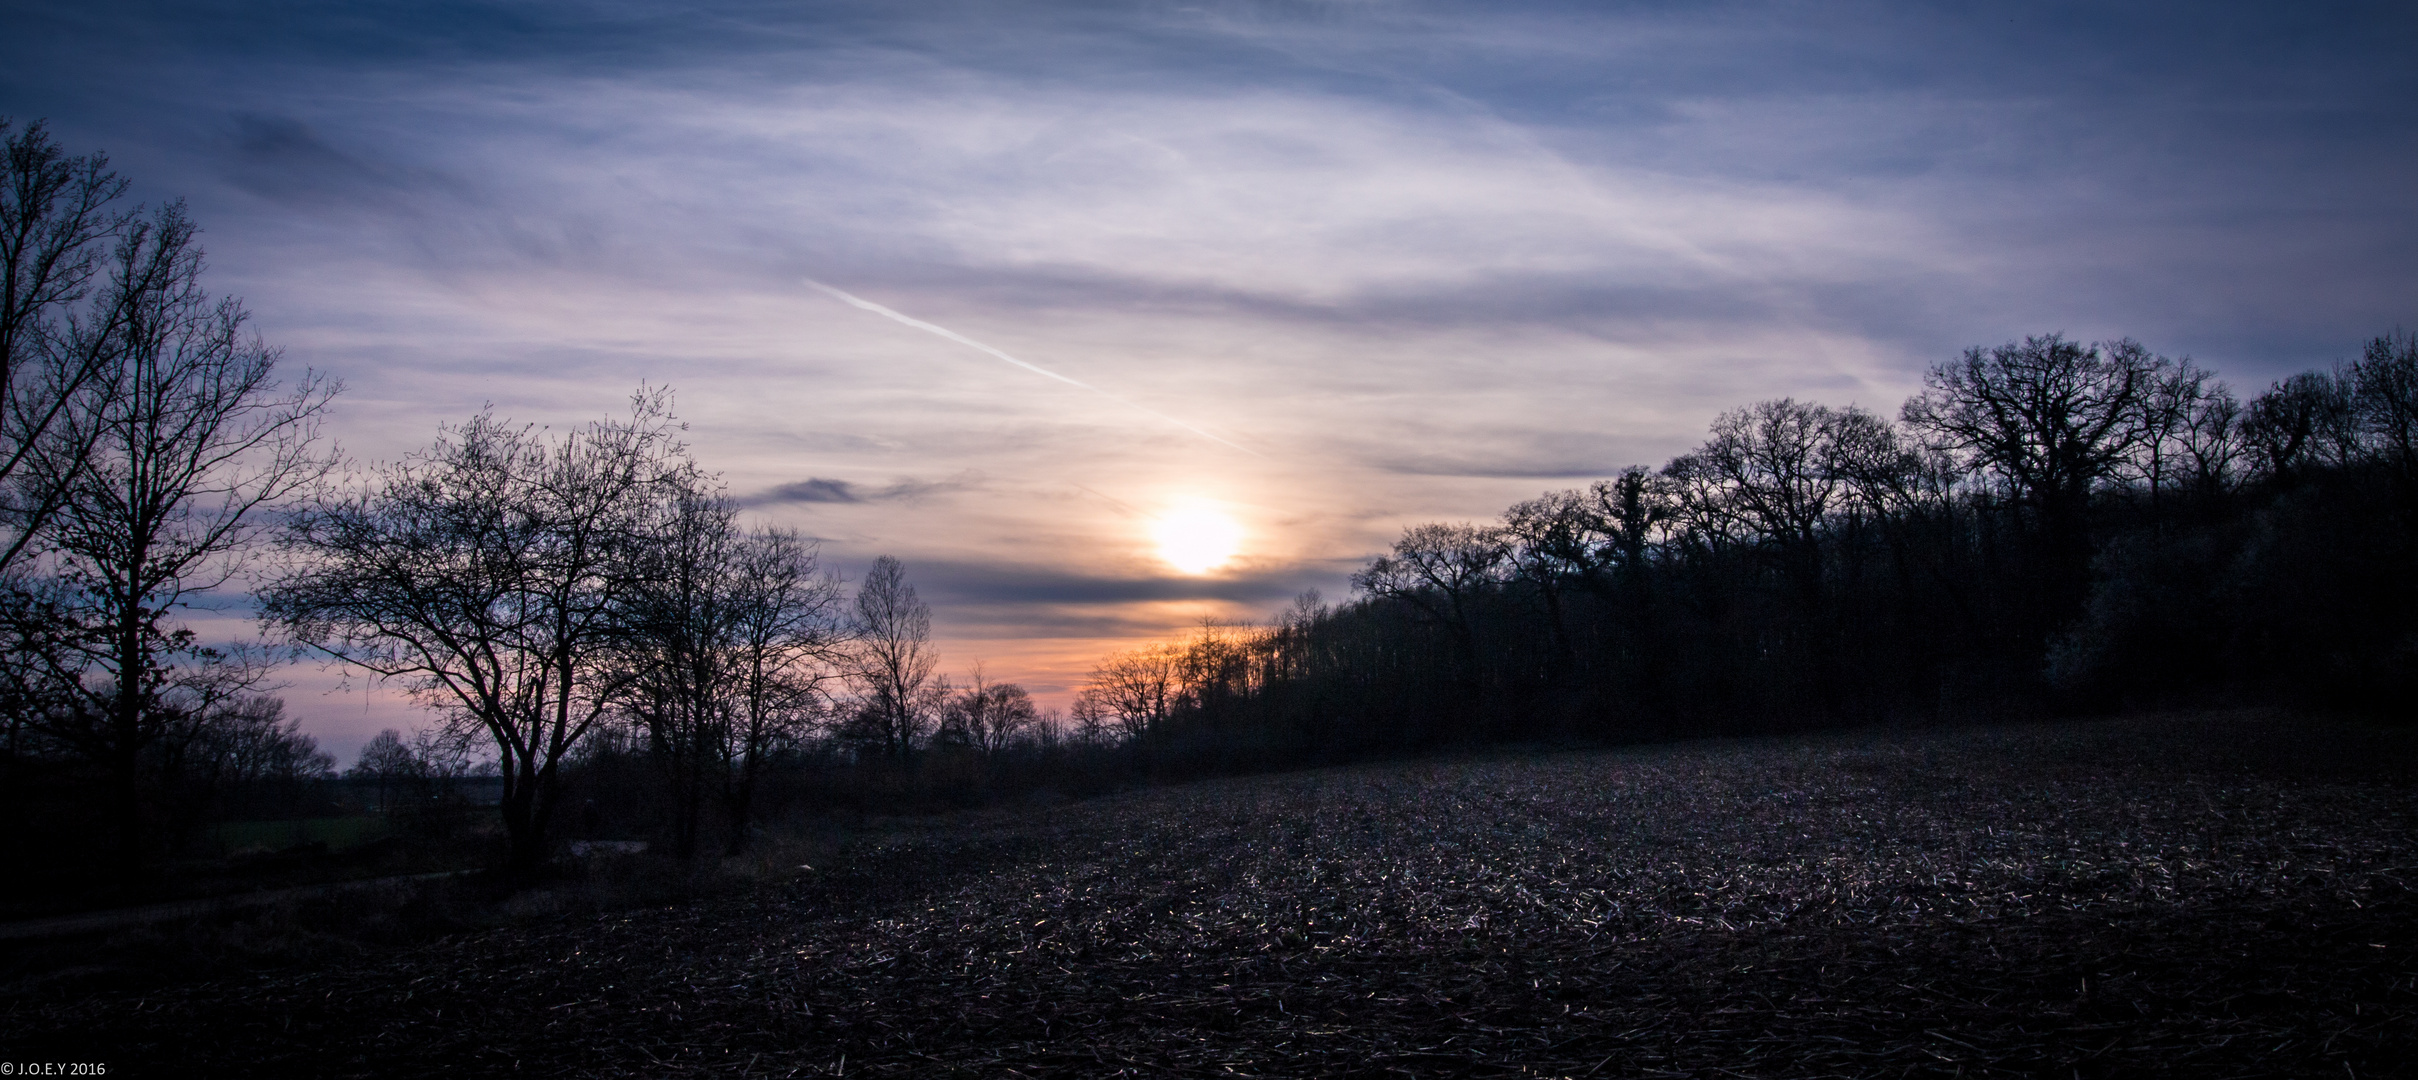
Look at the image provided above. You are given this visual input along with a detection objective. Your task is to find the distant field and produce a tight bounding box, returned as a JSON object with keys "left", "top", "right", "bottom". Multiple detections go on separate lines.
{"left": 10, "top": 712, "right": 2418, "bottom": 1077}
{"left": 211, "top": 815, "right": 393, "bottom": 853}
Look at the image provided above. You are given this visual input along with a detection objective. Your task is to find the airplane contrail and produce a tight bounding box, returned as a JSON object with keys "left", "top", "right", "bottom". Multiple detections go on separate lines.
{"left": 804, "top": 279, "right": 1261, "bottom": 457}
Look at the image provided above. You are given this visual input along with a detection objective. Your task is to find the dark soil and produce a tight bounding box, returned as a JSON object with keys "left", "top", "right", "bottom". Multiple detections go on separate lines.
{"left": 7, "top": 711, "right": 2417, "bottom": 1077}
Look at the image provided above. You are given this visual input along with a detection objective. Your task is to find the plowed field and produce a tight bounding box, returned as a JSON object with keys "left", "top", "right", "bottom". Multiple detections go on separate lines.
{"left": 10, "top": 713, "right": 2418, "bottom": 1077}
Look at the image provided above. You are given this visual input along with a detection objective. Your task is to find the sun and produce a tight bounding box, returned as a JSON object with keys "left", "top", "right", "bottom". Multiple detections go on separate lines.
{"left": 1152, "top": 501, "right": 1243, "bottom": 575}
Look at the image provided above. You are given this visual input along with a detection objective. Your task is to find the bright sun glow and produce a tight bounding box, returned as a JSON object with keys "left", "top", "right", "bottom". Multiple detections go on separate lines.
{"left": 1153, "top": 502, "right": 1243, "bottom": 574}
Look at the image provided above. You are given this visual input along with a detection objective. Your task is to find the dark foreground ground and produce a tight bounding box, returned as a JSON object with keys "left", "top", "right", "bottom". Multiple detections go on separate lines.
{"left": 7, "top": 712, "right": 2418, "bottom": 1077}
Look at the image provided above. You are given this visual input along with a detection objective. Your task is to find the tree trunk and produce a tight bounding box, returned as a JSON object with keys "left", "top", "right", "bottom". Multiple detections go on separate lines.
{"left": 112, "top": 614, "right": 148, "bottom": 879}
{"left": 500, "top": 759, "right": 547, "bottom": 873}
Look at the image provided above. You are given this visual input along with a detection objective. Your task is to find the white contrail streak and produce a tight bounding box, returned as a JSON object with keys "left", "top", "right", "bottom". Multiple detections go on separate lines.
{"left": 805, "top": 279, "right": 1260, "bottom": 456}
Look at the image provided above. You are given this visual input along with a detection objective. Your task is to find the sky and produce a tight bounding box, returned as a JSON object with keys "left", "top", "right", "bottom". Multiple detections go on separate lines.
{"left": 6, "top": 0, "right": 2415, "bottom": 761}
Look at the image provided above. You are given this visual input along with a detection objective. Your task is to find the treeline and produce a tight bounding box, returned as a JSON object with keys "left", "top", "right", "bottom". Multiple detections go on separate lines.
{"left": 1068, "top": 331, "right": 2418, "bottom": 774}
{"left": 261, "top": 394, "right": 1101, "bottom": 871}
{"left": 0, "top": 121, "right": 1078, "bottom": 883}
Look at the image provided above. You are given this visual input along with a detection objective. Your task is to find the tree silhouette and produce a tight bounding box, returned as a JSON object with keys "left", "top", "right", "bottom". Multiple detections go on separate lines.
{"left": 616, "top": 482, "right": 846, "bottom": 858}
{"left": 2, "top": 200, "right": 337, "bottom": 870}
{"left": 1901, "top": 334, "right": 2163, "bottom": 631}
{"left": 1350, "top": 522, "right": 1507, "bottom": 707}
{"left": 265, "top": 392, "right": 686, "bottom": 872}
{"left": 0, "top": 118, "right": 136, "bottom": 575}
{"left": 845, "top": 555, "right": 938, "bottom": 760}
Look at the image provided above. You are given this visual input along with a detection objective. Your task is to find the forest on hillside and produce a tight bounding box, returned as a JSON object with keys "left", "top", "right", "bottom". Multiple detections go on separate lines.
{"left": 1083, "top": 329, "right": 2418, "bottom": 774}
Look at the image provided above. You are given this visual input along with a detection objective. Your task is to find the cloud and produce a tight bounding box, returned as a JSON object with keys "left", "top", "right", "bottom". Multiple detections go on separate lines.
{"left": 220, "top": 113, "right": 433, "bottom": 209}
{"left": 12, "top": 0, "right": 2418, "bottom": 737}
{"left": 892, "top": 555, "right": 1357, "bottom": 643}
{"left": 749, "top": 477, "right": 864, "bottom": 504}
{"left": 741, "top": 473, "right": 976, "bottom": 507}
{"left": 1375, "top": 454, "right": 1631, "bottom": 482}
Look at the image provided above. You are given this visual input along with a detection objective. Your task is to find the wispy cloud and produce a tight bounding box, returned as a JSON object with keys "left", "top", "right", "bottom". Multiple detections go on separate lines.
{"left": 804, "top": 279, "right": 1262, "bottom": 455}
{"left": 741, "top": 474, "right": 976, "bottom": 507}
{"left": 9, "top": 0, "right": 2415, "bottom": 731}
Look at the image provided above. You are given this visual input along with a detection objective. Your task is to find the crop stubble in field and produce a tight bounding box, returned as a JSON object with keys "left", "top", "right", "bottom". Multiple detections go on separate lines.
{"left": 8, "top": 713, "right": 2418, "bottom": 1076}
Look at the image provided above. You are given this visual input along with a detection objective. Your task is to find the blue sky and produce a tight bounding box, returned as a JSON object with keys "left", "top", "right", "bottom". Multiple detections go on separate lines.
{"left": 7, "top": 0, "right": 2414, "bottom": 757}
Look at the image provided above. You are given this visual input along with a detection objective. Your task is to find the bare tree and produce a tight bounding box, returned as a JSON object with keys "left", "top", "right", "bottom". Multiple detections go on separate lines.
{"left": 1508, "top": 469, "right": 1678, "bottom": 608}
{"left": 615, "top": 483, "right": 736, "bottom": 861}
{"left": 1900, "top": 334, "right": 2162, "bottom": 618}
{"left": 1499, "top": 491, "right": 1595, "bottom": 675}
{"left": 345, "top": 725, "right": 476, "bottom": 827}
{"left": 1588, "top": 467, "right": 1692, "bottom": 712}
{"left": 264, "top": 392, "right": 685, "bottom": 872}
{"left": 176, "top": 694, "right": 333, "bottom": 827}
{"left": 1075, "top": 643, "right": 1184, "bottom": 742}
{"left": 1503, "top": 472, "right": 1675, "bottom": 569}
{"left": 844, "top": 555, "right": 938, "bottom": 759}
{"left": 0, "top": 201, "right": 337, "bottom": 869}
{"left": 2125, "top": 357, "right": 2239, "bottom": 518}
{"left": 715, "top": 524, "right": 846, "bottom": 850}
{"left": 1352, "top": 521, "right": 1509, "bottom": 699}
{"left": 2176, "top": 382, "right": 2246, "bottom": 503}
{"left": 2351, "top": 330, "right": 2418, "bottom": 495}
{"left": 350, "top": 728, "right": 416, "bottom": 814}
{"left": 1903, "top": 334, "right": 2160, "bottom": 514}
{"left": 617, "top": 480, "right": 846, "bottom": 858}
{"left": 1501, "top": 489, "right": 1598, "bottom": 580}
{"left": 1066, "top": 693, "right": 1116, "bottom": 746}
{"left": 2242, "top": 369, "right": 2361, "bottom": 480}
{"left": 1692, "top": 399, "right": 1851, "bottom": 548}
{"left": 0, "top": 119, "right": 136, "bottom": 575}
{"left": 937, "top": 663, "right": 1038, "bottom": 755}
{"left": 1176, "top": 621, "right": 1254, "bottom": 718}
{"left": 1661, "top": 399, "right": 1895, "bottom": 603}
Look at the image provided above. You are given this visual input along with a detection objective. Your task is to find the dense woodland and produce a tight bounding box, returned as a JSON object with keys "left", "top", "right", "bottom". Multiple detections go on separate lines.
{"left": 1088, "top": 330, "right": 2418, "bottom": 777}
{"left": 3, "top": 118, "right": 2413, "bottom": 892}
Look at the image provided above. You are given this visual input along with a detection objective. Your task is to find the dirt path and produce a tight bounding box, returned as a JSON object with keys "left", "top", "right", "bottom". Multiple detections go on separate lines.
{"left": 0, "top": 871, "right": 471, "bottom": 941}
